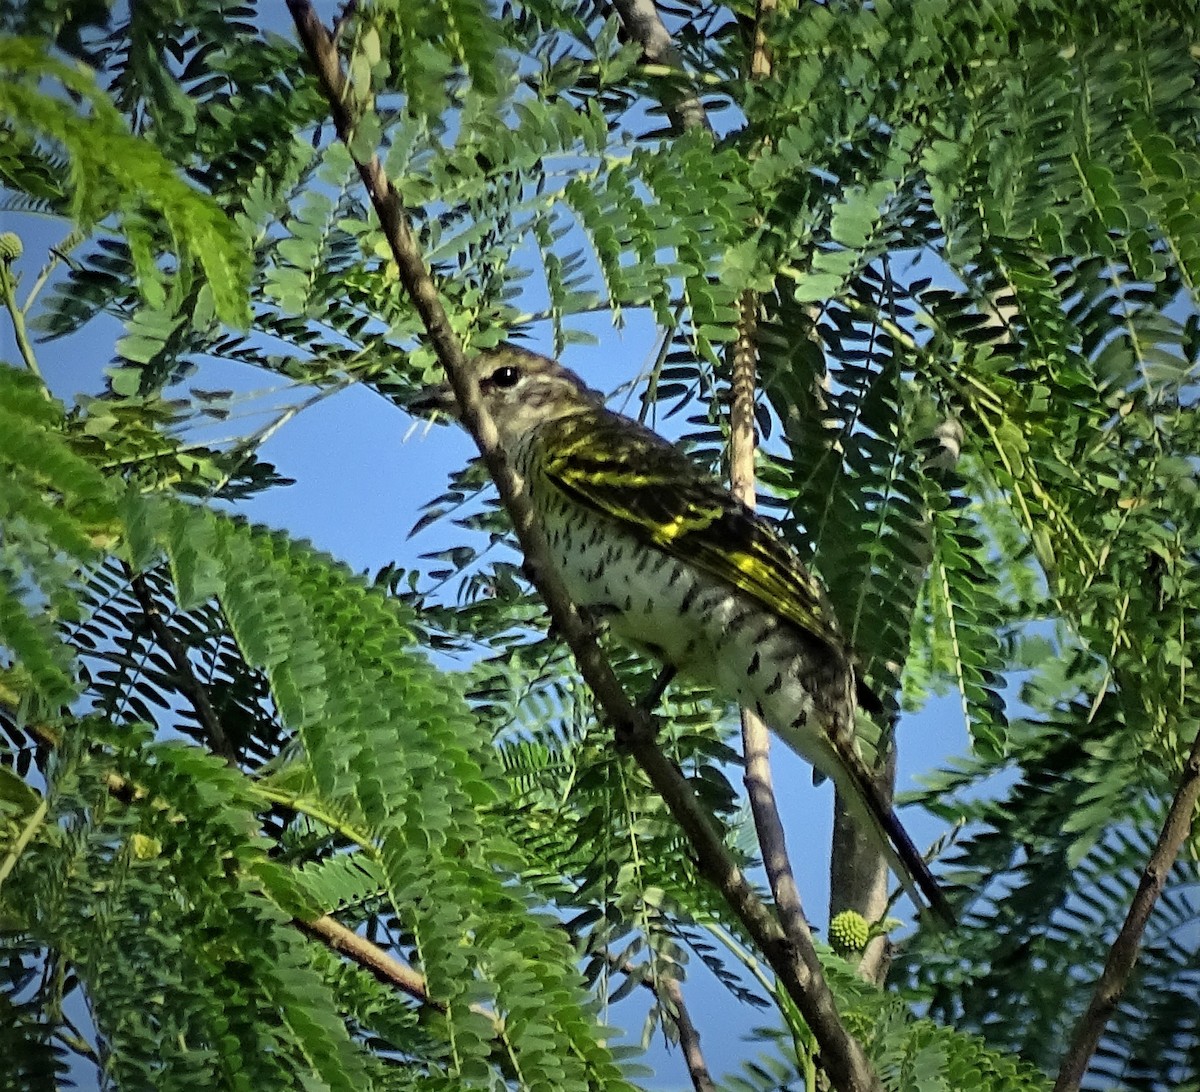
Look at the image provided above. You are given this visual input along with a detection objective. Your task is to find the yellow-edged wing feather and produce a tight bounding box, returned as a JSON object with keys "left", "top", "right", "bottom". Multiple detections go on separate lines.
{"left": 535, "top": 411, "right": 846, "bottom": 655}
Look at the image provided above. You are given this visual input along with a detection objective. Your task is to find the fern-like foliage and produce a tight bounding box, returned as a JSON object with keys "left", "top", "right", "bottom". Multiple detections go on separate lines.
{"left": 0, "top": 37, "right": 251, "bottom": 326}
{"left": 0, "top": 364, "right": 116, "bottom": 706}
{"left": 147, "top": 499, "right": 638, "bottom": 1088}
{"left": 2, "top": 0, "right": 1199, "bottom": 1088}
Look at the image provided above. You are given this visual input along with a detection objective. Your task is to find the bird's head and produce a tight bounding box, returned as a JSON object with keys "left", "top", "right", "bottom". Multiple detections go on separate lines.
{"left": 408, "top": 345, "right": 602, "bottom": 448}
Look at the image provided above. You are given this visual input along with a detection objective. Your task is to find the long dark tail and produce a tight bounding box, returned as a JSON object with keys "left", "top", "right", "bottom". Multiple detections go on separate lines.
{"left": 834, "top": 747, "right": 956, "bottom": 927}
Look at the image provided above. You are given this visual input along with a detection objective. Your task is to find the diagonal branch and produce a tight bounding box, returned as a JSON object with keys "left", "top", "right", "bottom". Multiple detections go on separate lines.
{"left": 286, "top": 6, "right": 879, "bottom": 1090}
{"left": 605, "top": 948, "right": 715, "bottom": 1092}
{"left": 13, "top": 713, "right": 454, "bottom": 1024}
{"left": 608, "top": 0, "right": 710, "bottom": 135}
{"left": 297, "top": 912, "right": 523, "bottom": 1076}
{"left": 1053, "top": 723, "right": 1200, "bottom": 1092}
{"left": 662, "top": 973, "right": 715, "bottom": 1092}
{"left": 297, "top": 913, "right": 442, "bottom": 1008}
{"left": 729, "top": 4, "right": 811, "bottom": 969}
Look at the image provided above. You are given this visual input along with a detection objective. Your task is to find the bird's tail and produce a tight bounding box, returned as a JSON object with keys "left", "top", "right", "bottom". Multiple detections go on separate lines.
{"left": 774, "top": 724, "right": 955, "bottom": 927}
{"left": 829, "top": 743, "right": 956, "bottom": 927}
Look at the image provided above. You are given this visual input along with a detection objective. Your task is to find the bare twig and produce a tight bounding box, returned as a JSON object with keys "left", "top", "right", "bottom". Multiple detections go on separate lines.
{"left": 1053, "top": 724, "right": 1200, "bottom": 1092}
{"left": 296, "top": 913, "right": 440, "bottom": 1008}
{"left": 729, "top": 0, "right": 855, "bottom": 1014}
{"left": 296, "top": 913, "right": 518, "bottom": 1080}
{"left": 286, "top": 6, "right": 879, "bottom": 1089}
{"left": 662, "top": 974, "right": 716, "bottom": 1092}
{"left": 127, "top": 567, "right": 237, "bottom": 764}
{"left": 606, "top": 949, "right": 715, "bottom": 1092}
{"left": 608, "top": 0, "right": 710, "bottom": 135}
{"left": 298, "top": 913, "right": 521, "bottom": 1079}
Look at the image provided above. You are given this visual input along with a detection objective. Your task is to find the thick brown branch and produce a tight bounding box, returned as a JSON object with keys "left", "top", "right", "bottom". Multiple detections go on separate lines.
{"left": 1053, "top": 724, "right": 1200, "bottom": 1092}
{"left": 285, "top": 0, "right": 645, "bottom": 751}
{"left": 287, "top": 8, "right": 878, "bottom": 1089}
{"left": 608, "top": 0, "right": 710, "bottom": 135}
{"left": 127, "top": 566, "right": 236, "bottom": 764}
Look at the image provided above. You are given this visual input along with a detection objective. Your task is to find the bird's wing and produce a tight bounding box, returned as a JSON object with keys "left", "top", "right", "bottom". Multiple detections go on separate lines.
{"left": 535, "top": 411, "right": 847, "bottom": 654}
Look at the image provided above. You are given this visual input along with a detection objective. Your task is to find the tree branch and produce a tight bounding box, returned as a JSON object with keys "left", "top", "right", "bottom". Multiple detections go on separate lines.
{"left": 297, "top": 915, "right": 527, "bottom": 1080}
{"left": 608, "top": 0, "right": 710, "bottom": 135}
{"left": 15, "top": 710, "right": 446, "bottom": 1025}
{"left": 1053, "top": 723, "right": 1200, "bottom": 1092}
{"left": 605, "top": 949, "right": 715, "bottom": 1092}
{"left": 730, "top": 294, "right": 815, "bottom": 960}
{"left": 296, "top": 913, "right": 441, "bottom": 1008}
{"left": 662, "top": 974, "right": 716, "bottom": 1092}
{"left": 286, "top": 7, "right": 878, "bottom": 1089}
{"left": 727, "top": 9, "right": 823, "bottom": 984}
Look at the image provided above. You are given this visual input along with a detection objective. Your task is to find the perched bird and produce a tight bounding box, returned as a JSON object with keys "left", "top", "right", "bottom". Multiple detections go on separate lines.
{"left": 410, "top": 344, "right": 952, "bottom": 925}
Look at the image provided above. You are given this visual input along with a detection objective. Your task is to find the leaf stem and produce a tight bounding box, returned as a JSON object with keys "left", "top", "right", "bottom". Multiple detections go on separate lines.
{"left": 0, "top": 256, "right": 45, "bottom": 382}
{"left": 0, "top": 793, "right": 50, "bottom": 894}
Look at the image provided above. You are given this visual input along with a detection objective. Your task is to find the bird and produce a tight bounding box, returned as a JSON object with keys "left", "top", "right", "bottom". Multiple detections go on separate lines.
{"left": 409, "top": 343, "right": 953, "bottom": 925}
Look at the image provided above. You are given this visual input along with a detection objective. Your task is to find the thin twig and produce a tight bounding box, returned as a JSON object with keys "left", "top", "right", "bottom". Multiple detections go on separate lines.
{"left": 1053, "top": 724, "right": 1200, "bottom": 1092}
{"left": 0, "top": 793, "right": 50, "bottom": 894}
{"left": 23, "top": 228, "right": 85, "bottom": 315}
{"left": 606, "top": 949, "right": 715, "bottom": 1092}
{"left": 297, "top": 914, "right": 520, "bottom": 1078}
{"left": 662, "top": 975, "right": 716, "bottom": 1092}
{"left": 286, "top": 6, "right": 878, "bottom": 1090}
{"left": 748, "top": 0, "right": 775, "bottom": 81}
{"left": 730, "top": 295, "right": 812, "bottom": 941}
{"left": 127, "top": 567, "right": 237, "bottom": 764}
{"left": 296, "top": 914, "right": 440, "bottom": 1008}
{"left": 730, "top": 0, "right": 849, "bottom": 1005}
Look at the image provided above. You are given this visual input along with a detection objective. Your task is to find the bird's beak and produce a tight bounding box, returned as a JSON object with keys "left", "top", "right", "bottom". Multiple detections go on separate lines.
{"left": 406, "top": 380, "right": 459, "bottom": 420}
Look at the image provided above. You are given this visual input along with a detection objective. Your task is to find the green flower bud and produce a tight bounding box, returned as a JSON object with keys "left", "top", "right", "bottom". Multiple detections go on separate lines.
{"left": 0, "top": 233, "right": 22, "bottom": 261}
{"left": 829, "top": 910, "right": 871, "bottom": 955}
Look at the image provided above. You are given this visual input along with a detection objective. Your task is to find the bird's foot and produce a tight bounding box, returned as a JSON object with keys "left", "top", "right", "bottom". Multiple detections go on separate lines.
{"left": 637, "top": 665, "right": 677, "bottom": 714}
{"left": 614, "top": 708, "right": 661, "bottom": 751}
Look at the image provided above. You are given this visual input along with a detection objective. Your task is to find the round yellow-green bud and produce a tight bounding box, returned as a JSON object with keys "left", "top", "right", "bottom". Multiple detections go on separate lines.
{"left": 0, "top": 233, "right": 22, "bottom": 262}
{"left": 829, "top": 910, "right": 871, "bottom": 956}
{"left": 130, "top": 832, "right": 163, "bottom": 860}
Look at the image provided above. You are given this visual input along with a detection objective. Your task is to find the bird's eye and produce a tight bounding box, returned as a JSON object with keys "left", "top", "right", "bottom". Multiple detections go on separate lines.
{"left": 490, "top": 366, "right": 521, "bottom": 389}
